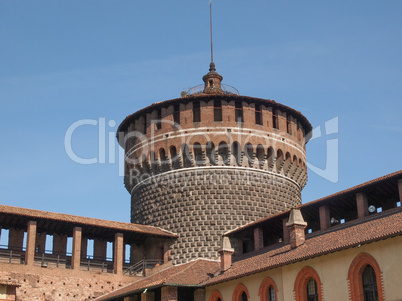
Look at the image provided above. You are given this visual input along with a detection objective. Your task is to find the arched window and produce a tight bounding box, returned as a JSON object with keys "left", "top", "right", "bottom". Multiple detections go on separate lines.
{"left": 348, "top": 253, "right": 384, "bottom": 301}
{"left": 307, "top": 278, "right": 318, "bottom": 301}
{"left": 232, "top": 284, "right": 249, "bottom": 301}
{"left": 209, "top": 290, "right": 223, "bottom": 301}
{"left": 258, "top": 277, "right": 278, "bottom": 301}
{"left": 241, "top": 292, "right": 247, "bottom": 301}
{"left": 294, "top": 266, "right": 323, "bottom": 301}
{"left": 362, "top": 265, "right": 378, "bottom": 301}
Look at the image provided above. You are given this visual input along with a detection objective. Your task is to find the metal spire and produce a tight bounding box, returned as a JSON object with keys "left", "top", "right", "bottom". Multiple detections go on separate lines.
{"left": 209, "top": 0, "right": 216, "bottom": 71}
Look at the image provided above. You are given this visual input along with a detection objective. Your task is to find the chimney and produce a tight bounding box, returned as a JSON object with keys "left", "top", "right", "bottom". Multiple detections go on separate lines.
{"left": 218, "top": 236, "right": 234, "bottom": 272}
{"left": 286, "top": 208, "right": 307, "bottom": 249}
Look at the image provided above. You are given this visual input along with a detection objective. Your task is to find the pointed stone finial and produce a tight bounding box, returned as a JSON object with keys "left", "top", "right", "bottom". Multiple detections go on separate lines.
{"left": 209, "top": 62, "right": 216, "bottom": 72}
{"left": 286, "top": 208, "right": 307, "bottom": 249}
{"left": 219, "top": 236, "right": 234, "bottom": 272}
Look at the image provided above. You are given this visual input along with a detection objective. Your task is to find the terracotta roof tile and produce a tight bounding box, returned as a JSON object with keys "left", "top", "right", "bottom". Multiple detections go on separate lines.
{"left": 0, "top": 204, "right": 177, "bottom": 238}
{"left": 207, "top": 208, "right": 402, "bottom": 285}
{"left": 95, "top": 259, "right": 220, "bottom": 300}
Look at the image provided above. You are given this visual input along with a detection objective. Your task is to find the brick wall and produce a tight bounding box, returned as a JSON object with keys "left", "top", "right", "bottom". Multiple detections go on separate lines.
{"left": 0, "top": 262, "right": 138, "bottom": 301}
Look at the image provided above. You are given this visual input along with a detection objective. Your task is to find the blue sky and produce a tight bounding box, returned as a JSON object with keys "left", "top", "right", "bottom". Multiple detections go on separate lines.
{"left": 0, "top": 1, "right": 401, "bottom": 223}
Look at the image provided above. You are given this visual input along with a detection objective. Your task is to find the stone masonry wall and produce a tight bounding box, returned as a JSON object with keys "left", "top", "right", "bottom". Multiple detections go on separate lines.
{"left": 131, "top": 168, "right": 301, "bottom": 264}
{"left": 0, "top": 262, "right": 138, "bottom": 301}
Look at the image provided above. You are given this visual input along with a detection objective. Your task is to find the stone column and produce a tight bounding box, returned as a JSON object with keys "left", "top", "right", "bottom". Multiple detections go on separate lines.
{"left": 114, "top": 233, "right": 124, "bottom": 275}
{"left": 356, "top": 192, "right": 368, "bottom": 218}
{"left": 141, "top": 291, "right": 155, "bottom": 301}
{"left": 25, "top": 221, "right": 37, "bottom": 266}
{"left": 161, "top": 286, "right": 178, "bottom": 301}
{"left": 53, "top": 234, "right": 67, "bottom": 255}
{"left": 71, "top": 227, "right": 82, "bottom": 270}
{"left": 319, "top": 205, "right": 330, "bottom": 230}
{"left": 8, "top": 228, "right": 25, "bottom": 250}
{"left": 194, "top": 289, "right": 205, "bottom": 301}
{"left": 253, "top": 227, "right": 264, "bottom": 251}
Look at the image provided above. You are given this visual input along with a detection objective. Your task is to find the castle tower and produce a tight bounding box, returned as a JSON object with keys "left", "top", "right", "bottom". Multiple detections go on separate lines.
{"left": 117, "top": 64, "right": 311, "bottom": 264}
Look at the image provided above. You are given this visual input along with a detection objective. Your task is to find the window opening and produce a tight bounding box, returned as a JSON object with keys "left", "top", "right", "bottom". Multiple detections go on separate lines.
{"left": 272, "top": 110, "right": 279, "bottom": 129}
{"left": 241, "top": 292, "right": 248, "bottom": 301}
{"left": 193, "top": 101, "right": 201, "bottom": 123}
{"left": 362, "top": 265, "right": 378, "bottom": 301}
{"left": 255, "top": 104, "right": 262, "bottom": 125}
{"left": 307, "top": 278, "right": 318, "bottom": 301}
{"left": 143, "top": 115, "right": 147, "bottom": 134}
{"left": 268, "top": 286, "right": 276, "bottom": 301}
{"left": 235, "top": 101, "right": 244, "bottom": 123}
{"left": 214, "top": 100, "right": 223, "bottom": 122}
{"left": 173, "top": 104, "right": 180, "bottom": 125}
{"left": 156, "top": 108, "right": 162, "bottom": 130}
{"left": 287, "top": 115, "right": 292, "bottom": 134}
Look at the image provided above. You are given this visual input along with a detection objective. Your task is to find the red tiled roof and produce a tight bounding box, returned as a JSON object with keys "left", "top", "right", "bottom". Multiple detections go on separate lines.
{"left": 0, "top": 204, "right": 177, "bottom": 238}
{"left": 225, "top": 170, "right": 402, "bottom": 236}
{"left": 95, "top": 259, "right": 220, "bottom": 301}
{"left": 207, "top": 208, "right": 402, "bottom": 285}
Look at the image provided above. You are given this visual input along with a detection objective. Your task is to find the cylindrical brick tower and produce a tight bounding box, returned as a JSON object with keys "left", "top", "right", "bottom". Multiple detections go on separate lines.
{"left": 117, "top": 63, "right": 312, "bottom": 264}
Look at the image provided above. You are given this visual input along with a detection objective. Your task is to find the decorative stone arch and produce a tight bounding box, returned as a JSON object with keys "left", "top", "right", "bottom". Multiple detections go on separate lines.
{"left": 276, "top": 149, "right": 284, "bottom": 172}
{"left": 232, "top": 141, "right": 241, "bottom": 165}
{"left": 258, "top": 277, "right": 278, "bottom": 301}
{"left": 193, "top": 142, "right": 204, "bottom": 166}
{"left": 218, "top": 141, "right": 229, "bottom": 165}
{"left": 206, "top": 141, "right": 216, "bottom": 165}
{"left": 181, "top": 143, "right": 192, "bottom": 167}
{"left": 245, "top": 143, "right": 254, "bottom": 163}
{"left": 209, "top": 290, "right": 224, "bottom": 301}
{"left": 256, "top": 144, "right": 265, "bottom": 162}
{"left": 294, "top": 266, "right": 323, "bottom": 301}
{"left": 232, "top": 283, "right": 250, "bottom": 301}
{"left": 347, "top": 252, "right": 384, "bottom": 301}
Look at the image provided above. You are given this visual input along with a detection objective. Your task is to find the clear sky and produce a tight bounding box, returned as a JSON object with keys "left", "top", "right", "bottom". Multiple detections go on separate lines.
{"left": 1, "top": 1, "right": 401, "bottom": 223}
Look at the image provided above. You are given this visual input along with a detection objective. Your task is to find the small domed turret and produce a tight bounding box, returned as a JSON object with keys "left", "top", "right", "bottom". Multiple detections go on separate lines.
{"left": 202, "top": 62, "right": 224, "bottom": 94}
